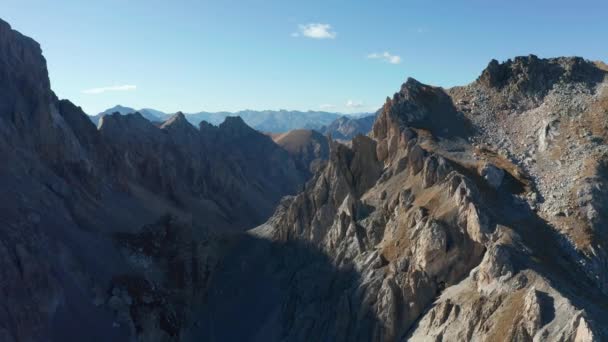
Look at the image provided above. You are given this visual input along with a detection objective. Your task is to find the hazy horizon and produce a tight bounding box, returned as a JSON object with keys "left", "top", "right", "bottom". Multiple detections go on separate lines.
{"left": 88, "top": 104, "right": 376, "bottom": 117}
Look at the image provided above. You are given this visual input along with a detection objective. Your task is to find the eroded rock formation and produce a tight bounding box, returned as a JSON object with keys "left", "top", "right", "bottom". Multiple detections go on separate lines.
{"left": 215, "top": 55, "right": 608, "bottom": 341}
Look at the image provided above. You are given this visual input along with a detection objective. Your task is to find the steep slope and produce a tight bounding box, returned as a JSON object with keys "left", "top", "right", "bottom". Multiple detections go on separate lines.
{"left": 320, "top": 113, "right": 378, "bottom": 141}
{"left": 203, "top": 56, "right": 608, "bottom": 341}
{"left": 98, "top": 112, "right": 307, "bottom": 231}
{"left": 271, "top": 129, "right": 330, "bottom": 173}
{"left": 449, "top": 55, "right": 608, "bottom": 294}
{"left": 0, "top": 19, "right": 310, "bottom": 342}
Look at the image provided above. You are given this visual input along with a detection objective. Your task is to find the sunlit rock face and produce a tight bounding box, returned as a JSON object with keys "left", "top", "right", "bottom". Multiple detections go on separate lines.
{"left": 234, "top": 56, "right": 608, "bottom": 341}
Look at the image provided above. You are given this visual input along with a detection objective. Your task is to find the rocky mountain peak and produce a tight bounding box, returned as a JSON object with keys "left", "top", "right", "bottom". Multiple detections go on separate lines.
{"left": 0, "top": 19, "right": 47, "bottom": 88}
{"left": 399, "top": 76, "right": 426, "bottom": 95}
{"left": 218, "top": 115, "right": 256, "bottom": 138}
{"left": 160, "top": 111, "right": 199, "bottom": 147}
{"left": 372, "top": 77, "right": 470, "bottom": 163}
{"left": 99, "top": 111, "right": 148, "bottom": 127}
{"left": 98, "top": 111, "right": 159, "bottom": 143}
{"left": 160, "top": 111, "right": 194, "bottom": 131}
{"left": 0, "top": 18, "right": 52, "bottom": 131}
{"left": 477, "top": 55, "right": 605, "bottom": 96}
{"left": 103, "top": 105, "right": 136, "bottom": 115}
{"left": 198, "top": 120, "right": 215, "bottom": 130}
{"left": 198, "top": 119, "right": 219, "bottom": 137}
{"left": 220, "top": 115, "right": 247, "bottom": 127}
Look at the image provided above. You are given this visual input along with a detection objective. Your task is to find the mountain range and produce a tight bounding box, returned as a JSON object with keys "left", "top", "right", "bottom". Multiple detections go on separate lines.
{"left": 319, "top": 112, "right": 378, "bottom": 141}
{"left": 2, "top": 16, "right": 608, "bottom": 342}
{"left": 90, "top": 105, "right": 373, "bottom": 134}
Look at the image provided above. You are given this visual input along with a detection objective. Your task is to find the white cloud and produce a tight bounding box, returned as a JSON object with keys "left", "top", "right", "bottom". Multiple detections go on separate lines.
{"left": 293, "top": 23, "right": 337, "bottom": 39}
{"left": 367, "top": 51, "right": 402, "bottom": 64}
{"left": 346, "top": 100, "right": 364, "bottom": 108}
{"left": 319, "top": 104, "right": 336, "bottom": 110}
{"left": 82, "top": 84, "right": 137, "bottom": 95}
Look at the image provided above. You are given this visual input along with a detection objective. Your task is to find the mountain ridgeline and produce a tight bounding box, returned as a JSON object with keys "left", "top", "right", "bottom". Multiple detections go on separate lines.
{"left": 319, "top": 112, "right": 378, "bottom": 141}
{"left": 2, "top": 17, "right": 608, "bottom": 342}
{"left": 91, "top": 105, "right": 372, "bottom": 134}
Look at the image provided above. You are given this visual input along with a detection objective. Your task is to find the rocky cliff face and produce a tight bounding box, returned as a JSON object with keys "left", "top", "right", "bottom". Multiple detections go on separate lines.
{"left": 450, "top": 55, "right": 608, "bottom": 296}
{"left": 203, "top": 55, "right": 608, "bottom": 341}
{"left": 0, "top": 18, "right": 310, "bottom": 341}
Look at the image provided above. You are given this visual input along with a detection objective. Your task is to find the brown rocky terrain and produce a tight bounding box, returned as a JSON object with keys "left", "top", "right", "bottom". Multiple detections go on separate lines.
{"left": 201, "top": 56, "right": 608, "bottom": 341}
{"left": 2, "top": 16, "right": 608, "bottom": 342}
{"left": 271, "top": 129, "right": 330, "bottom": 173}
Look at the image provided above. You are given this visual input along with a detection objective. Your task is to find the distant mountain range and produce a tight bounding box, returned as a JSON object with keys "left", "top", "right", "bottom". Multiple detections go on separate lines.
{"left": 319, "top": 112, "right": 378, "bottom": 140}
{"left": 90, "top": 105, "right": 373, "bottom": 133}
{"left": 319, "top": 114, "right": 377, "bottom": 141}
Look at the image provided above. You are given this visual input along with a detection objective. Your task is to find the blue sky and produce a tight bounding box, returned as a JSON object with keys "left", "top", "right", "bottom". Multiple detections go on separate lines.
{"left": 2, "top": 0, "right": 607, "bottom": 115}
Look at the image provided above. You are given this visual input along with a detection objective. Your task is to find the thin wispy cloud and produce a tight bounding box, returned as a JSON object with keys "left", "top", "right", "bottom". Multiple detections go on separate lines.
{"left": 367, "top": 52, "right": 402, "bottom": 64}
{"left": 292, "top": 23, "right": 337, "bottom": 39}
{"left": 346, "top": 100, "right": 364, "bottom": 108}
{"left": 82, "top": 84, "right": 137, "bottom": 95}
{"left": 319, "top": 104, "right": 337, "bottom": 110}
